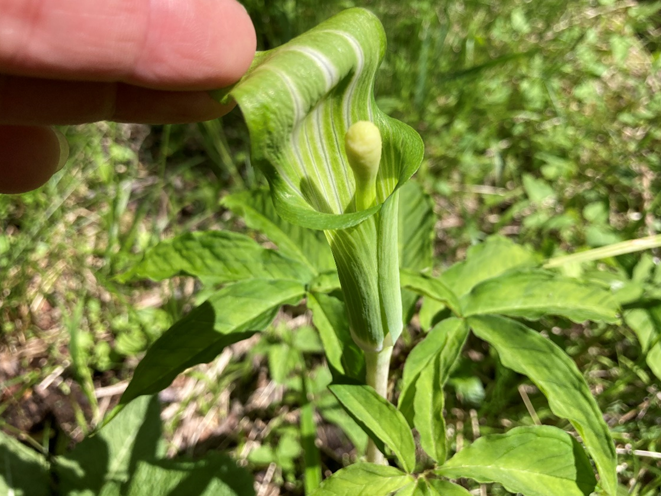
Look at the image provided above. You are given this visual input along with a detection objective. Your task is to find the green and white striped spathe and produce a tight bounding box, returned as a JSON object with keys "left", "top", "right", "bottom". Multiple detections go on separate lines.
{"left": 218, "top": 8, "right": 424, "bottom": 350}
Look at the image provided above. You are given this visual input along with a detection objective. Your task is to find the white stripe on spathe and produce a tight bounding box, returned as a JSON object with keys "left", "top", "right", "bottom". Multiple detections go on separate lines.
{"left": 286, "top": 46, "right": 341, "bottom": 92}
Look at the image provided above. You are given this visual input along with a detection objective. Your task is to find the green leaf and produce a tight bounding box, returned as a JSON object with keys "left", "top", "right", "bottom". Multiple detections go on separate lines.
{"left": 117, "top": 231, "right": 312, "bottom": 284}
{"left": 468, "top": 315, "right": 617, "bottom": 496}
{"left": 462, "top": 270, "right": 619, "bottom": 323}
{"left": 400, "top": 269, "right": 462, "bottom": 316}
{"left": 426, "top": 479, "right": 472, "bottom": 496}
{"left": 329, "top": 384, "right": 416, "bottom": 473}
{"left": 311, "top": 463, "right": 413, "bottom": 496}
{"left": 308, "top": 291, "right": 364, "bottom": 381}
{"left": 437, "top": 426, "right": 597, "bottom": 496}
{"left": 414, "top": 353, "right": 447, "bottom": 463}
{"left": 397, "top": 478, "right": 472, "bottom": 496}
{"left": 57, "top": 395, "right": 163, "bottom": 495}
{"left": 118, "top": 279, "right": 305, "bottom": 407}
{"left": 220, "top": 8, "right": 424, "bottom": 231}
{"left": 398, "top": 318, "right": 468, "bottom": 424}
{"left": 393, "top": 482, "right": 417, "bottom": 496}
{"left": 0, "top": 432, "right": 50, "bottom": 496}
{"left": 223, "top": 189, "right": 335, "bottom": 273}
{"left": 624, "top": 305, "right": 661, "bottom": 381}
{"left": 440, "top": 235, "right": 537, "bottom": 298}
{"left": 267, "top": 343, "right": 302, "bottom": 384}
{"left": 123, "top": 454, "right": 254, "bottom": 496}
{"left": 398, "top": 181, "right": 434, "bottom": 272}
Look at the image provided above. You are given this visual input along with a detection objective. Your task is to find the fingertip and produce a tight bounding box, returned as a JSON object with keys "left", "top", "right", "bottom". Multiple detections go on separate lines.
{"left": 0, "top": 126, "right": 65, "bottom": 194}
{"left": 134, "top": 0, "right": 257, "bottom": 90}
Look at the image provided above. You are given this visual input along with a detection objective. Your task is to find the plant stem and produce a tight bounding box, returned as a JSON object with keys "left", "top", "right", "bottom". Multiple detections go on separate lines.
{"left": 544, "top": 234, "right": 661, "bottom": 268}
{"left": 364, "top": 345, "right": 393, "bottom": 465}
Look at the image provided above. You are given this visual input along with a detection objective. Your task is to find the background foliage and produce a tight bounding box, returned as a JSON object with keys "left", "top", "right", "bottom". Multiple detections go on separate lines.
{"left": 1, "top": 0, "right": 660, "bottom": 494}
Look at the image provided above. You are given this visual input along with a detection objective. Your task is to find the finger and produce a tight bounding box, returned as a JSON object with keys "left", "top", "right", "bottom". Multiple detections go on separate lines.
{"left": 0, "top": 0, "right": 256, "bottom": 90}
{"left": 0, "top": 75, "right": 235, "bottom": 125}
{"left": 0, "top": 125, "right": 67, "bottom": 194}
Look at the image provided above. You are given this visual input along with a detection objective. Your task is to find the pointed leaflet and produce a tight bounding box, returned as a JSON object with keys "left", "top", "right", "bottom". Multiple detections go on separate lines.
{"left": 123, "top": 454, "right": 254, "bottom": 496}
{"left": 624, "top": 305, "right": 661, "bottom": 381}
{"left": 440, "top": 235, "right": 538, "bottom": 298}
{"left": 398, "top": 318, "right": 468, "bottom": 424}
{"left": 425, "top": 480, "right": 472, "bottom": 496}
{"left": 222, "top": 189, "right": 334, "bottom": 273}
{"left": 119, "top": 279, "right": 305, "bottom": 407}
{"left": 56, "top": 395, "right": 163, "bottom": 495}
{"left": 398, "top": 182, "right": 435, "bottom": 323}
{"left": 398, "top": 181, "right": 434, "bottom": 273}
{"left": 468, "top": 315, "right": 617, "bottom": 496}
{"left": 438, "top": 426, "right": 597, "bottom": 496}
{"left": 462, "top": 270, "right": 619, "bottom": 323}
{"left": 329, "top": 384, "right": 416, "bottom": 473}
{"left": 395, "top": 479, "right": 472, "bottom": 496}
{"left": 400, "top": 269, "right": 462, "bottom": 316}
{"left": 310, "top": 463, "right": 413, "bottom": 496}
{"left": 117, "top": 231, "right": 312, "bottom": 284}
{"left": 413, "top": 353, "right": 447, "bottom": 463}
{"left": 0, "top": 432, "right": 50, "bottom": 496}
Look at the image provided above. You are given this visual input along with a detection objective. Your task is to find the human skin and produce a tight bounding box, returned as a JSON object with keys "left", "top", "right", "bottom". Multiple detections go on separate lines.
{"left": 0, "top": 0, "right": 256, "bottom": 194}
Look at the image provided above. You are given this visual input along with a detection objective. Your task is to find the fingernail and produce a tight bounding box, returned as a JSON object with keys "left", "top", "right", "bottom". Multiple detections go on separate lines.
{"left": 53, "top": 127, "right": 69, "bottom": 172}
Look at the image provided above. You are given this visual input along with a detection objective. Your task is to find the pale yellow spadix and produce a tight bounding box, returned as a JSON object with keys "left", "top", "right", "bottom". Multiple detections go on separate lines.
{"left": 345, "top": 121, "right": 381, "bottom": 210}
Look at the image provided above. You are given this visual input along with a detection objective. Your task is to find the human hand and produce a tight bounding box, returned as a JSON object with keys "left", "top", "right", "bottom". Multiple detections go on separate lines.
{"left": 0, "top": 0, "right": 256, "bottom": 194}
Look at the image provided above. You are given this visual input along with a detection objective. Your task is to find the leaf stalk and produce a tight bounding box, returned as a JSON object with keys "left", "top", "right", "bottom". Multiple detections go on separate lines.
{"left": 364, "top": 345, "right": 393, "bottom": 465}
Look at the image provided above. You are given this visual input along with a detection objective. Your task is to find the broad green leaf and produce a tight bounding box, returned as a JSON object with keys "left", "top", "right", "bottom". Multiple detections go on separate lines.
{"left": 462, "top": 270, "right": 619, "bottom": 323}
{"left": 223, "top": 189, "right": 335, "bottom": 273}
{"left": 117, "top": 231, "right": 312, "bottom": 284}
{"left": 400, "top": 269, "right": 462, "bottom": 316}
{"left": 329, "top": 384, "right": 416, "bottom": 473}
{"left": 123, "top": 454, "right": 254, "bottom": 496}
{"left": 119, "top": 279, "right": 305, "bottom": 407}
{"left": 414, "top": 353, "right": 447, "bottom": 463}
{"left": 624, "top": 305, "right": 661, "bottom": 381}
{"left": 311, "top": 463, "right": 413, "bottom": 496}
{"left": 57, "top": 395, "right": 163, "bottom": 495}
{"left": 440, "top": 235, "right": 537, "bottom": 298}
{"left": 398, "top": 181, "right": 434, "bottom": 272}
{"left": 418, "top": 297, "right": 446, "bottom": 331}
{"left": 307, "top": 291, "right": 364, "bottom": 381}
{"left": 426, "top": 479, "right": 472, "bottom": 496}
{"left": 437, "top": 426, "right": 597, "bottom": 496}
{"left": 394, "top": 482, "right": 417, "bottom": 496}
{"left": 468, "top": 315, "right": 617, "bottom": 496}
{"left": 398, "top": 318, "right": 468, "bottom": 423}
{"left": 0, "top": 431, "right": 50, "bottom": 496}
{"left": 398, "top": 479, "right": 472, "bottom": 496}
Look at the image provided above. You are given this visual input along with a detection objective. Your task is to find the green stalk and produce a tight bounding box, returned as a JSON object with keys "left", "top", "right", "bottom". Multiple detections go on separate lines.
{"left": 300, "top": 373, "right": 322, "bottom": 492}
{"left": 544, "top": 234, "right": 661, "bottom": 268}
{"left": 364, "top": 346, "right": 393, "bottom": 465}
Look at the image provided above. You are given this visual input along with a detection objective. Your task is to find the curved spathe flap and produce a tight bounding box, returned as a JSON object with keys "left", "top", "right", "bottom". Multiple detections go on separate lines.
{"left": 216, "top": 8, "right": 424, "bottom": 231}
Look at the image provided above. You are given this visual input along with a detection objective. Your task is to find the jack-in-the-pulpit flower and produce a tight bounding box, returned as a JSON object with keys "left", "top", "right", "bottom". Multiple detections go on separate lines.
{"left": 215, "top": 8, "right": 424, "bottom": 352}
